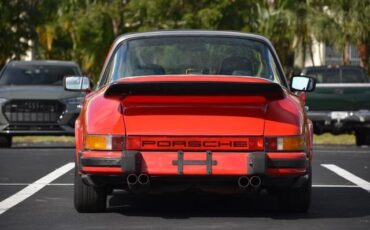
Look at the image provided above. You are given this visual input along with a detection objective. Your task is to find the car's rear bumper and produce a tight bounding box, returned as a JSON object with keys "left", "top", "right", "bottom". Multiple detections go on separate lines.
{"left": 79, "top": 173, "right": 309, "bottom": 194}
{"left": 78, "top": 150, "right": 309, "bottom": 177}
{"left": 308, "top": 110, "right": 370, "bottom": 133}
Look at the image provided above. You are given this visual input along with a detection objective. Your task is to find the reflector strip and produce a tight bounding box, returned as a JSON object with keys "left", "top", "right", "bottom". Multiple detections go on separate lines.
{"left": 126, "top": 136, "right": 264, "bottom": 151}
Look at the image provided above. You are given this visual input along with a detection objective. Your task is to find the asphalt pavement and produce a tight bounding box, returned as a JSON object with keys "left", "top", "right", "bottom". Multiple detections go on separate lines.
{"left": 0, "top": 143, "right": 369, "bottom": 230}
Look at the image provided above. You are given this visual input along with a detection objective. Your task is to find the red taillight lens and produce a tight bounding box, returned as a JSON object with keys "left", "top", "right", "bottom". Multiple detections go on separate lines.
{"left": 126, "top": 136, "right": 264, "bottom": 151}
{"left": 265, "top": 135, "right": 305, "bottom": 151}
{"left": 265, "top": 137, "right": 278, "bottom": 151}
{"left": 84, "top": 135, "right": 124, "bottom": 151}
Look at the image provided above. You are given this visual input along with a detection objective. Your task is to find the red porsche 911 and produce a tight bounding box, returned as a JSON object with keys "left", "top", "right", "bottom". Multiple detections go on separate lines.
{"left": 64, "top": 30, "right": 316, "bottom": 213}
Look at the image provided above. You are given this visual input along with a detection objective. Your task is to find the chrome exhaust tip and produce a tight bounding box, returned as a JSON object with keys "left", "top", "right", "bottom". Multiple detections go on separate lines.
{"left": 127, "top": 174, "right": 138, "bottom": 185}
{"left": 237, "top": 176, "right": 250, "bottom": 189}
{"left": 250, "top": 176, "right": 262, "bottom": 188}
{"left": 138, "top": 174, "right": 150, "bottom": 185}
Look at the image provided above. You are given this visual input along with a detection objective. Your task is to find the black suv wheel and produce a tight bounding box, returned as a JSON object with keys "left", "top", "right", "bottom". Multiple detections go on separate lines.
{"left": 355, "top": 129, "right": 370, "bottom": 146}
{"left": 0, "top": 136, "right": 12, "bottom": 148}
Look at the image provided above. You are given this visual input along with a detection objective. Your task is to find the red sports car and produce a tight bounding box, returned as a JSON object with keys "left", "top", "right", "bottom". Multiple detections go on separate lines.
{"left": 65, "top": 31, "right": 316, "bottom": 213}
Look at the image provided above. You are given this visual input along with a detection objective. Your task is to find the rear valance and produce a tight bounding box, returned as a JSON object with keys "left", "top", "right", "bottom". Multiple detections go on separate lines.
{"left": 104, "top": 81, "right": 285, "bottom": 100}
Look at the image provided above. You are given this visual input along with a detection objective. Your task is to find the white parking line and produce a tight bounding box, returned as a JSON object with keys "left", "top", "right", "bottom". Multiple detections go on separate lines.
{"left": 322, "top": 164, "right": 370, "bottom": 193}
{"left": 0, "top": 163, "right": 74, "bottom": 215}
{"left": 316, "top": 150, "right": 370, "bottom": 154}
{"left": 0, "top": 183, "right": 73, "bottom": 186}
{"left": 312, "top": 184, "right": 359, "bottom": 188}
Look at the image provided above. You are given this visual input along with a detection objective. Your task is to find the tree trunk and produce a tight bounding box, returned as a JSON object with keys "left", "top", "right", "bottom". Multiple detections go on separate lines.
{"left": 356, "top": 39, "right": 369, "bottom": 71}
{"left": 112, "top": 17, "right": 122, "bottom": 37}
{"left": 309, "top": 41, "right": 315, "bottom": 66}
{"left": 343, "top": 35, "right": 350, "bottom": 65}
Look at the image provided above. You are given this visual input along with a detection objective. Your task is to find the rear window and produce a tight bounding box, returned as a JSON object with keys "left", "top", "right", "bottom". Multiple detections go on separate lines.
{"left": 105, "top": 36, "right": 283, "bottom": 84}
{"left": 0, "top": 64, "right": 79, "bottom": 86}
{"left": 305, "top": 68, "right": 368, "bottom": 83}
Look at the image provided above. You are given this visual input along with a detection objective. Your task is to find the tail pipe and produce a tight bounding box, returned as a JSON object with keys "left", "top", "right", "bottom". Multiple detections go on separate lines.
{"left": 237, "top": 176, "right": 250, "bottom": 189}
{"left": 126, "top": 174, "right": 138, "bottom": 190}
{"left": 138, "top": 174, "right": 150, "bottom": 186}
{"left": 250, "top": 176, "right": 262, "bottom": 188}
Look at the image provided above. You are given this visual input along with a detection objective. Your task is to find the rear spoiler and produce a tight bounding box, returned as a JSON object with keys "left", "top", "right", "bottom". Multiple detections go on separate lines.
{"left": 104, "top": 81, "right": 286, "bottom": 100}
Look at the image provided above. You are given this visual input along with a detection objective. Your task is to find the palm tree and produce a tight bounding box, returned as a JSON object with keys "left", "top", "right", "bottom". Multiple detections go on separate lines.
{"left": 309, "top": 0, "right": 370, "bottom": 70}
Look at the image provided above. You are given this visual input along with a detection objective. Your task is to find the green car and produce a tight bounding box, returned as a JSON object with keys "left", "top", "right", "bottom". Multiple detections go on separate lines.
{"left": 303, "top": 65, "right": 370, "bottom": 146}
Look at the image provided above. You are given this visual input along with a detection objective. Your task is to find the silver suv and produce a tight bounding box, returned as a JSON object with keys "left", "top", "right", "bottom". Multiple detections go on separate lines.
{"left": 0, "top": 60, "right": 86, "bottom": 147}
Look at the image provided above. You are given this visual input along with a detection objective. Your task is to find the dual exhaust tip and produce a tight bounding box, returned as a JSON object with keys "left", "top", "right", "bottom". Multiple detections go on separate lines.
{"left": 237, "top": 176, "right": 261, "bottom": 189}
{"left": 127, "top": 174, "right": 150, "bottom": 188}
{"left": 127, "top": 174, "right": 261, "bottom": 190}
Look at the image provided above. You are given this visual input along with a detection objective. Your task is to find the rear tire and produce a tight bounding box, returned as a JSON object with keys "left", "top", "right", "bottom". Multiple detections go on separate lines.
{"left": 0, "top": 136, "right": 12, "bottom": 148}
{"left": 278, "top": 173, "right": 311, "bottom": 213}
{"left": 355, "top": 129, "right": 370, "bottom": 146}
{"left": 74, "top": 168, "right": 107, "bottom": 213}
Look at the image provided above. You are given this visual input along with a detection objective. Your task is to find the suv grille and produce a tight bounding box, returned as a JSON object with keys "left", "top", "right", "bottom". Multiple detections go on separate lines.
{"left": 3, "top": 100, "right": 65, "bottom": 123}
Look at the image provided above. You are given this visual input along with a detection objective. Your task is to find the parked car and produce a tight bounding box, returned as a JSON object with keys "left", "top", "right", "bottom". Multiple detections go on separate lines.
{"left": 0, "top": 60, "right": 85, "bottom": 147}
{"left": 66, "top": 30, "right": 315, "bottom": 213}
{"left": 302, "top": 65, "right": 370, "bottom": 145}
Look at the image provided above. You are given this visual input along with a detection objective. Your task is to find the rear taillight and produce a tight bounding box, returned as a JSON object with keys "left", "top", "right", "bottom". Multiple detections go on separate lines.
{"left": 265, "top": 135, "right": 305, "bottom": 151}
{"left": 83, "top": 134, "right": 305, "bottom": 152}
{"left": 84, "top": 134, "right": 124, "bottom": 151}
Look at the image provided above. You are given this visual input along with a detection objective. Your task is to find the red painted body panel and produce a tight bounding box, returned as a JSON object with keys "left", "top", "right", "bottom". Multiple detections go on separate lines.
{"left": 82, "top": 166, "right": 122, "bottom": 174}
{"left": 79, "top": 150, "right": 307, "bottom": 176}
{"left": 76, "top": 75, "right": 311, "bottom": 178}
{"left": 264, "top": 92, "right": 304, "bottom": 135}
{"left": 85, "top": 89, "right": 125, "bottom": 135}
{"left": 123, "top": 104, "right": 266, "bottom": 136}
{"left": 140, "top": 152, "right": 249, "bottom": 175}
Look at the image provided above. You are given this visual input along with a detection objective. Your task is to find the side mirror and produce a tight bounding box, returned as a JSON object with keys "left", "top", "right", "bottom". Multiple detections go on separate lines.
{"left": 290, "top": 75, "right": 316, "bottom": 92}
{"left": 64, "top": 76, "right": 91, "bottom": 91}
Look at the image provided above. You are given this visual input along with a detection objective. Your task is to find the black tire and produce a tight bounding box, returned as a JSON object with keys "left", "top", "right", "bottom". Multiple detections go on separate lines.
{"left": 0, "top": 136, "right": 12, "bottom": 148}
{"left": 355, "top": 129, "right": 370, "bottom": 146}
{"left": 278, "top": 173, "right": 312, "bottom": 213}
{"left": 74, "top": 168, "right": 107, "bottom": 213}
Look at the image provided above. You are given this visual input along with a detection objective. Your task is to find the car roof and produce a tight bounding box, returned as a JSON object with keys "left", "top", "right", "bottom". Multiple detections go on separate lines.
{"left": 114, "top": 30, "right": 274, "bottom": 47}
{"left": 7, "top": 60, "right": 80, "bottom": 67}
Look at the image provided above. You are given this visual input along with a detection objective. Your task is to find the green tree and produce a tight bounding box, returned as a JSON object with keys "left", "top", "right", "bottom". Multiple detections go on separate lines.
{"left": 125, "top": 0, "right": 260, "bottom": 31}
{"left": 310, "top": 0, "right": 370, "bottom": 70}
{"left": 0, "top": 0, "right": 36, "bottom": 67}
{"left": 254, "top": 0, "right": 296, "bottom": 74}
{"left": 35, "top": 0, "right": 129, "bottom": 81}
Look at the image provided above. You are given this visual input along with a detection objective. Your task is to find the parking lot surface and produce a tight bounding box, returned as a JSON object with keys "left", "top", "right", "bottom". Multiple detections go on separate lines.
{"left": 0, "top": 144, "right": 369, "bottom": 230}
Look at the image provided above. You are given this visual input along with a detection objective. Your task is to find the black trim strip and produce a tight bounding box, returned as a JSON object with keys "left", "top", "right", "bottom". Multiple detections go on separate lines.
{"left": 80, "top": 158, "right": 121, "bottom": 167}
{"left": 104, "top": 81, "right": 285, "bottom": 100}
{"left": 206, "top": 150, "right": 213, "bottom": 175}
{"left": 247, "top": 152, "right": 266, "bottom": 174}
{"left": 177, "top": 150, "right": 184, "bottom": 175}
{"left": 121, "top": 150, "right": 140, "bottom": 173}
{"left": 268, "top": 158, "right": 307, "bottom": 168}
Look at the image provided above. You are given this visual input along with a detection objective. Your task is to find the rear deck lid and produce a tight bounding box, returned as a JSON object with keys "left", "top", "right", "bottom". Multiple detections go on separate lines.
{"left": 104, "top": 76, "right": 286, "bottom": 136}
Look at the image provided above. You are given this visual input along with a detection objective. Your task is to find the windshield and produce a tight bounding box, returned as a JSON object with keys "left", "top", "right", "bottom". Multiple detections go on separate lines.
{"left": 106, "top": 36, "right": 282, "bottom": 83}
{"left": 306, "top": 68, "right": 368, "bottom": 83}
{"left": 0, "top": 64, "right": 79, "bottom": 86}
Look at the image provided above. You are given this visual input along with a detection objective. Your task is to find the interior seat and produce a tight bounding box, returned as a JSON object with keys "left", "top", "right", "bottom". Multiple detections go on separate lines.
{"left": 219, "top": 56, "right": 253, "bottom": 76}
{"left": 133, "top": 64, "right": 165, "bottom": 76}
